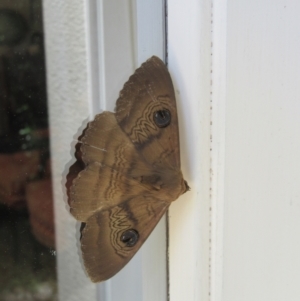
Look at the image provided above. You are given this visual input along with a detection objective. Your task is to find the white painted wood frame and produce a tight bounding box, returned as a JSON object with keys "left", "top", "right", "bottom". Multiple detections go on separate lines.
{"left": 169, "top": 1, "right": 300, "bottom": 301}
{"left": 96, "top": 1, "right": 168, "bottom": 301}
{"left": 219, "top": 1, "right": 300, "bottom": 300}
{"left": 43, "top": 0, "right": 300, "bottom": 300}
{"left": 167, "top": 1, "right": 211, "bottom": 300}
{"left": 43, "top": 0, "right": 168, "bottom": 301}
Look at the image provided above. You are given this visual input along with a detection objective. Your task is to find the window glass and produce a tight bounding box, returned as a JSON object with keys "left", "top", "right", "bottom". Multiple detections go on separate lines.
{"left": 0, "top": 1, "right": 57, "bottom": 300}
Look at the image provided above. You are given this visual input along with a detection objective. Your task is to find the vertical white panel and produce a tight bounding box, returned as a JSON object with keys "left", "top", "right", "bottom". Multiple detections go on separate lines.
{"left": 168, "top": 1, "right": 211, "bottom": 301}
{"left": 43, "top": 0, "right": 98, "bottom": 300}
{"left": 92, "top": 1, "right": 142, "bottom": 300}
{"left": 210, "top": 1, "right": 227, "bottom": 301}
{"left": 96, "top": 1, "right": 167, "bottom": 301}
{"left": 136, "top": 2, "right": 167, "bottom": 301}
{"left": 44, "top": 0, "right": 166, "bottom": 300}
{"left": 223, "top": 0, "right": 300, "bottom": 300}
{"left": 136, "top": 0, "right": 165, "bottom": 62}
{"left": 97, "top": 0, "right": 137, "bottom": 112}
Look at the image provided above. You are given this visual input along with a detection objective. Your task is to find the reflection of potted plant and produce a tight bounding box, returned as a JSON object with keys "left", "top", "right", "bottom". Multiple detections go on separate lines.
{"left": 0, "top": 31, "right": 48, "bottom": 207}
{"left": 0, "top": 30, "right": 55, "bottom": 248}
{"left": 26, "top": 155, "right": 55, "bottom": 249}
{"left": 0, "top": 8, "right": 57, "bottom": 298}
{"left": 0, "top": 150, "right": 40, "bottom": 207}
{"left": 25, "top": 128, "right": 55, "bottom": 249}
{"left": 0, "top": 100, "right": 47, "bottom": 208}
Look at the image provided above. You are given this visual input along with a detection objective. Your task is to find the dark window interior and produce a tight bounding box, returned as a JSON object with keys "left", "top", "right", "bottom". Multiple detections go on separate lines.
{"left": 0, "top": 1, "right": 57, "bottom": 299}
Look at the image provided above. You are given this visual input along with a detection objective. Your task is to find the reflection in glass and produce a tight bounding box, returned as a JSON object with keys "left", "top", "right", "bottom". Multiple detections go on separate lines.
{"left": 0, "top": 1, "right": 57, "bottom": 300}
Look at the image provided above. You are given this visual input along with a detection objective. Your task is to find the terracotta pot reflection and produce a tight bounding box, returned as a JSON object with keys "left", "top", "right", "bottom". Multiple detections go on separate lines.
{"left": 0, "top": 150, "right": 39, "bottom": 208}
{"left": 26, "top": 178, "right": 55, "bottom": 249}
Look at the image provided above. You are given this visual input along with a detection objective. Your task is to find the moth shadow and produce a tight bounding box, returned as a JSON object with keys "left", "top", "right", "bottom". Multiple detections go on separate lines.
{"left": 169, "top": 72, "right": 192, "bottom": 185}
{"left": 75, "top": 220, "right": 89, "bottom": 275}
{"left": 61, "top": 117, "right": 89, "bottom": 212}
{"left": 60, "top": 117, "right": 92, "bottom": 274}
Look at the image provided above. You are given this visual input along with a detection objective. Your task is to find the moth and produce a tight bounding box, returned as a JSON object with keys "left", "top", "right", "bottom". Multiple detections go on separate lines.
{"left": 66, "top": 56, "right": 189, "bottom": 282}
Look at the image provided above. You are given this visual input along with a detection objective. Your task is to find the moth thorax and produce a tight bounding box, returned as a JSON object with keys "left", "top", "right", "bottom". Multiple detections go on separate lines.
{"left": 163, "top": 171, "right": 188, "bottom": 201}
{"left": 140, "top": 174, "right": 163, "bottom": 190}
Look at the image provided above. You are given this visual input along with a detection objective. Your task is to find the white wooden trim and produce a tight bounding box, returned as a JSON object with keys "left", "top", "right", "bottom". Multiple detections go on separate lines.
{"left": 94, "top": 0, "right": 106, "bottom": 112}
{"left": 44, "top": 0, "right": 222, "bottom": 300}
{"left": 209, "top": 0, "right": 227, "bottom": 300}
{"left": 43, "top": 0, "right": 98, "bottom": 300}
{"left": 85, "top": 0, "right": 101, "bottom": 117}
{"left": 167, "top": 1, "right": 212, "bottom": 300}
{"left": 94, "top": 1, "right": 167, "bottom": 301}
{"left": 135, "top": 2, "right": 168, "bottom": 301}
{"left": 92, "top": 1, "right": 141, "bottom": 300}
{"left": 136, "top": 0, "right": 165, "bottom": 63}
{"left": 222, "top": 1, "right": 300, "bottom": 300}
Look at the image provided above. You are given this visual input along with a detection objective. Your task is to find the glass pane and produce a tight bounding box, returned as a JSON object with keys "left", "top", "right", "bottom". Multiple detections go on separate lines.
{"left": 0, "top": 1, "right": 57, "bottom": 300}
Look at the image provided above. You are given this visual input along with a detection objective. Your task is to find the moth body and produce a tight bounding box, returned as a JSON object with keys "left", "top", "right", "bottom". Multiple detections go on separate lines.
{"left": 66, "top": 56, "right": 189, "bottom": 282}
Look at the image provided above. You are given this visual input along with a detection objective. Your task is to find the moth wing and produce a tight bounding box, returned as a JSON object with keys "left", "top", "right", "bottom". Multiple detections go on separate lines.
{"left": 80, "top": 196, "right": 169, "bottom": 282}
{"left": 115, "top": 56, "right": 181, "bottom": 170}
{"left": 69, "top": 162, "right": 152, "bottom": 222}
{"left": 79, "top": 111, "right": 150, "bottom": 177}
{"left": 68, "top": 112, "right": 155, "bottom": 222}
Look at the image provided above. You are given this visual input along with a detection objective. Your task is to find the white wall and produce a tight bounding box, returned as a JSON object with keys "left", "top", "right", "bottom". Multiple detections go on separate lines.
{"left": 167, "top": 1, "right": 212, "bottom": 301}
{"left": 168, "top": 1, "right": 300, "bottom": 300}
{"left": 223, "top": 1, "right": 300, "bottom": 300}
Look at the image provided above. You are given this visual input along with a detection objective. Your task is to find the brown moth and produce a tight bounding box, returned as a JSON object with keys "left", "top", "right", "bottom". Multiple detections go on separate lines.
{"left": 66, "top": 56, "right": 189, "bottom": 282}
